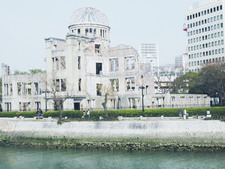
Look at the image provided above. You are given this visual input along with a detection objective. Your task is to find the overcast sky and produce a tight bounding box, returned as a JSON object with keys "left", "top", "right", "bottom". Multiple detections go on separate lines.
{"left": 0, "top": 0, "right": 200, "bottom": 75}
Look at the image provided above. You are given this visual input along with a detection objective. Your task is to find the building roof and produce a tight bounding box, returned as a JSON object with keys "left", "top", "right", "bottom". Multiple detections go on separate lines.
{"left": 69, "top": 7, "right": 109, "bottom": 27}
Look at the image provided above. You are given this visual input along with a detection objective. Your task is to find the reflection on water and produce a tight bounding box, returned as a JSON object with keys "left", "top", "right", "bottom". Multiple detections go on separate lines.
{"left": 0, "top": 146, "right": 225, "bottom": 169}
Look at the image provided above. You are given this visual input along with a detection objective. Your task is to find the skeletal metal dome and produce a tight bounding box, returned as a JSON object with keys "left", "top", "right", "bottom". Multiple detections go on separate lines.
{"left": 70, "top": 7, "right": 109, "bottom": 27}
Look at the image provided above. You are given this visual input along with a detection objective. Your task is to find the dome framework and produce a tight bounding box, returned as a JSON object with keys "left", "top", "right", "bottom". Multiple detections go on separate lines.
{"left": 70, "top": 7, "right": 109, "bottom": 27}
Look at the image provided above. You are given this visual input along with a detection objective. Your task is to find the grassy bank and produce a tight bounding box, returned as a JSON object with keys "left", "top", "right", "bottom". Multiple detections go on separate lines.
{"left": 0, "top": 136, "right": 224, "bottom": 152}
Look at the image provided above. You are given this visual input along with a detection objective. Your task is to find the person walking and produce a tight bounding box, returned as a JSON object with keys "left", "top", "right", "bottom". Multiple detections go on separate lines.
{"left": 183, "top": 108, "right": 187, "bottom": 119}
{"left": 36, "top": 109, "right": 39, "bottom": 119}
{"left": 38, "top": 109, "right": 43, "bottom": 119}
{"left": 82, "top": 110, "right": 86, "bottom": 118}
{"left": 86, "top": 109, "right": 90, "bottom": 119}
{"left": 179, "top": 108, "right": 182, "bottom": 119}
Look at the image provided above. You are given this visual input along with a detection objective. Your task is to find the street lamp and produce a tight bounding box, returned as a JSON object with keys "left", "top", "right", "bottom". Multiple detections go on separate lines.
{"left": 139, "top": 75, "right": 145, "bottom": 112}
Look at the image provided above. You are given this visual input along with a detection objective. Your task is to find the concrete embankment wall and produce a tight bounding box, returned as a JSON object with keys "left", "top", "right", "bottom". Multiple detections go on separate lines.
{"left": 0, "top": 118, "right": 225, "bottom": 143}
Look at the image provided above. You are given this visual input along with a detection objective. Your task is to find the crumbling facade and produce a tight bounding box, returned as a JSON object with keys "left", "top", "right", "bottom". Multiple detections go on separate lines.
{"left": 1, "top": 7, "right": 210, "bottom": 111}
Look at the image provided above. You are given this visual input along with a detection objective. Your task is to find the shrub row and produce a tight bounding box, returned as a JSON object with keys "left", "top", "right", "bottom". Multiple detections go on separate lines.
{"left": 0, "top": 111, "right": 36, "bottom": 118}
{"left": 43, "top": 110, "right": 83, "bottom": 118}
{"left": 0, "top": 107, "right": 224, "bottom": 118}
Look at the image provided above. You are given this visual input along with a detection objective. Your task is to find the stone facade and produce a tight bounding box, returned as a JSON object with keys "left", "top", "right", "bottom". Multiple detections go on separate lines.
{"left": 1, "top": 7, "right": 210, "bottom": 111}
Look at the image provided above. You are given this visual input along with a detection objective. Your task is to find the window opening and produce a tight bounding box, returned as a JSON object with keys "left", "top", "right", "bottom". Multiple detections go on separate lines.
{"left": 95, "top": 44, "right": 101, "bottom": 53}
{"left": 97, "top": 84, "right": 102, "bottom": 96}
{"left": 34, "top": 82, "right": 39, "bottom": 95}
{"left": 125, "top": 56, "right": 135, "bottom": 70}
{"left": 110, "top": 58, "right": 119, "bottom": 71}
{"left": 55, "top": 79, "right": 60, "bottom": 92}
{"left": 60, "top": 56, "right": 66, "bottom": 69}
{"left": 126, "top": 77, "right": 135, "bottom": 91}
{"left": 78, "top": 56, "right": 81, "bottom": 69}
{"left": 17, "top": 82, "right": 22, "bottom": 95}
{"left": 96, "top": 63, "right": 102, "bottom": 74}
{"left": 110, "top": 79, "right": 119, "bottom": 92}
{"left": 79, "top": 79, "right": 81, "bottom": 91}
{"left": 61, "top": 79, "right": 66, "bottom": 91}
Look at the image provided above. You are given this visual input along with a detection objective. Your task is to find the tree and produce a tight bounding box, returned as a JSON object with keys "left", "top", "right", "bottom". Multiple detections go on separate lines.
{"left": 14, "top": 70, "right": 28, "bottom": 75}
{"left": 45, "top": 76, "right": 71, "bottom": 123}
{"left": 190, "top": 63, "right": 225, "bottom": 105}
{"left": 171, "top": 72, "right": 198, "bottom": 94}
{"left": 14, "top": 69, "right": 45, "bottom": 75}
{"left": 29, "top": 69, "right": 46, "bottom": 74}
{"left": 98, "top": 83, "right": 115, "bottom": 118}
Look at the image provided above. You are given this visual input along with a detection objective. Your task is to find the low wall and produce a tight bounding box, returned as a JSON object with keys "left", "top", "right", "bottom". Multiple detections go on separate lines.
{"left": 0, "top": 118, "right": 225, "bottom": 144}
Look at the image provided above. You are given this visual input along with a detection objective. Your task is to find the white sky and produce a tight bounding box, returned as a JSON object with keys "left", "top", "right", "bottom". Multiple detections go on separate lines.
{"left": 0, "top": 0, "right": 200, "bottom": 75}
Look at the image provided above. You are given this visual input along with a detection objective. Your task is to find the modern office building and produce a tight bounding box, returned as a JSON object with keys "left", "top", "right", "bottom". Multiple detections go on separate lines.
{"left": 185, "top": 0, "right": 225, "bottom": 72}
{"left": 139, "top": 43, "right": 159, "bottom": 75}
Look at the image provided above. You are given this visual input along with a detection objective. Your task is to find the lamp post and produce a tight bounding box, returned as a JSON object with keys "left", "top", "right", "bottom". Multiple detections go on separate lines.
{"left": 139, "top": 75, "right": 145, "bottom": 112}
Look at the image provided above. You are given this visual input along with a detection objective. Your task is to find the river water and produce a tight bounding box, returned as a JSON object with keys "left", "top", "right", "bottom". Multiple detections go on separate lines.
{"left": 0, "top": 146, "right": 224, "bottom": 169}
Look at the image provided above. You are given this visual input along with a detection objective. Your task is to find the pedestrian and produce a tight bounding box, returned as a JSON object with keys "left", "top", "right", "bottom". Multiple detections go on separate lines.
{"left": 38, "top": 109, "right": 43, "bottom": 119}
{"left": 179, "top": 108, "right": 182, "bottom": 118}
{"left": 206, "top": 109, "right": 211, "bottom": 118}
{"left": 82, "top": 110, "right": 86, "bottom": 118}
{"left": 183, "top": 108, "right": 187, "bottom": 119}
{"left": 36, "top": 109, "right": 39, "bottom": 119}
{"left": 87, "top": 109, "right": 90, "bottom": 119}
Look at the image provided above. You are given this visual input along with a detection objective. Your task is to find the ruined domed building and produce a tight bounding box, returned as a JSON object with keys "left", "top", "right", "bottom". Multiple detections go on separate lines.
{"left": 1, "top": 8, "right": 209, "bottom": 111}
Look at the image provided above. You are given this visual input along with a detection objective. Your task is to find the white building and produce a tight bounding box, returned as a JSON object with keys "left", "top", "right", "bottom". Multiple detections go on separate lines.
{"left": 1, "top": 7, "right": 210, "bottom": 112}
{"left": 185, "top": 0, "right": 225, "bottom": 72}
{"left": 139, "top": 43, "right": 159, "bottom": 75}
{"left": 175, "top": 54, "right": 189, "bottom": 74}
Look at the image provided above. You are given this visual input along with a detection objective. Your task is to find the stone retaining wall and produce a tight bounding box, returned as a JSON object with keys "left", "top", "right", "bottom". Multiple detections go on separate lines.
{"left": 0, "top": 118, "right": 225, "bottom": 144}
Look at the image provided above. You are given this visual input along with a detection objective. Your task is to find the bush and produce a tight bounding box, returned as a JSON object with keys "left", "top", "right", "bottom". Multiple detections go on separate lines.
{"left": 43, "top": 110, "right": 83, "bottom": 118}
{"left": 17, "top": 111, "right": 37, "bottom": 118}
{"left": 0, "top": 111, "right": 18, "bottom": 117}
{"left": 210, "top": 107, "right": 225, "bottom": 116}
{"left": 43, "top": 111, "right": 59, "bottom": 118}
{"left": 62, "top": 110, "right": 83, "bottom": 118}
{"left": 98, "top": 107, "right": 225, "bottom": 118}
{"left": 0, "top": 107, "right": 224, "bottom": 119}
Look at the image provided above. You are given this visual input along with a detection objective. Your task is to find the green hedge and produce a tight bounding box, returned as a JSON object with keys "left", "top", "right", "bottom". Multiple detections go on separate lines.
{"left": 17, "top": 111, "right": 37, "bottom": 118}
{"left": 43, "top": 110, "right": 83, "bottom": 118}
{"left": 0, "top": 107, "right": 224, "bottom": 118}
{"left": 0, "top": 111, "right": 18, "bottom": 117}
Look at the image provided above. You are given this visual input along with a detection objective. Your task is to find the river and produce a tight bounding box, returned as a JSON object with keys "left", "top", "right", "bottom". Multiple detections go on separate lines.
{"left": 0, "top": 146, "right": 224, "bottom": 169}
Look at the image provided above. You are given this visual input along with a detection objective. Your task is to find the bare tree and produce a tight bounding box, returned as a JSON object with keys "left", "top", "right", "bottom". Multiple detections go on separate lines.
{"left": 44, "top": 72, "right": 73, "bottom": 123}
{"left": 97, "top": 83, "right": 115, "bottom": 118}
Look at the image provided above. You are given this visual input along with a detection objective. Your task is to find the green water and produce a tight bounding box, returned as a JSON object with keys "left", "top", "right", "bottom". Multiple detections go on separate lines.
{"left": 0, "top": 146, "right": 224, "bottom": 169}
